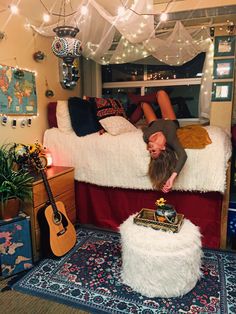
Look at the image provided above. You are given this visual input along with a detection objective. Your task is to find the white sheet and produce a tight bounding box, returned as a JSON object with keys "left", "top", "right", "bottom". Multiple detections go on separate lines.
{"left": 43, "top": 126, "right": 231, "bottom": 193}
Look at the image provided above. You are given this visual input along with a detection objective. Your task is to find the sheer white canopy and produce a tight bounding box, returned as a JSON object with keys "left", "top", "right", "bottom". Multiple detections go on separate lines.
{"left": 32, "top": 0, "right": 211, "bottom": 66}
{"left": 31, "top": 0, "right": 213, "bottom": 118}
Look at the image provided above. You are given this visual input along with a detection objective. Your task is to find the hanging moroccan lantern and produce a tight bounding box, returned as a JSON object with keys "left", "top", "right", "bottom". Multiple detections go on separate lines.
{"left": 51, "top": 26, "right": 82, "bottom": 65}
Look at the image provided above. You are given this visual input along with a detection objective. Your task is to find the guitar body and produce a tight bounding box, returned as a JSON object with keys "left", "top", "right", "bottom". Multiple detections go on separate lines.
{"left": 44, "top": 201, "right": 77, "bottom": 257}
{"left": 28, "top": 146, "right": 77, "bottom": 258}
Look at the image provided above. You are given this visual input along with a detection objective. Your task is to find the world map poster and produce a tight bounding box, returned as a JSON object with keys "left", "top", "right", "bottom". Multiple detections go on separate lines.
{"left": 0, "top": 64, "right": 37, "bottom": 115}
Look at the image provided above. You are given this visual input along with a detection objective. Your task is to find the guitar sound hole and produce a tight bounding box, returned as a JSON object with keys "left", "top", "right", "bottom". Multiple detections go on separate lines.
{"left": 53, "top": 212, "right": 62, "bottom": 224}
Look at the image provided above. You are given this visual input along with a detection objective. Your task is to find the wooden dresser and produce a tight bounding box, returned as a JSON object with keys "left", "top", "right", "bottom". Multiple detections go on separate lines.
{"left": 24, "top": 166, "right": 76, "bottom": 262}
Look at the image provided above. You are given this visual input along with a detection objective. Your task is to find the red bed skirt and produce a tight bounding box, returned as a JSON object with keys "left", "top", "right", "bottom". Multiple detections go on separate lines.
{"left": 75, "top": 181, "right": 223, "bottom": 249}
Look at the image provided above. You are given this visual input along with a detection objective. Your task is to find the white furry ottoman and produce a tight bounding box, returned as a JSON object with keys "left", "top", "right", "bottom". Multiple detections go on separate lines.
{"left": 120, "top": 215, "right": 202, "bottom": 298}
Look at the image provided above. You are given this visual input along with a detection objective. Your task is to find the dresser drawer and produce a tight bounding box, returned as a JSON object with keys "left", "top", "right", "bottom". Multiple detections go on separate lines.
{"left": 32, "top": 171, "right": 74, "bottom": 207}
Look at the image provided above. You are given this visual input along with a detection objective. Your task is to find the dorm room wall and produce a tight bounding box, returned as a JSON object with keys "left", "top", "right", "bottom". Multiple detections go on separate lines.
{"left": 0, "top": 12, "right": 81, "bottom": 146}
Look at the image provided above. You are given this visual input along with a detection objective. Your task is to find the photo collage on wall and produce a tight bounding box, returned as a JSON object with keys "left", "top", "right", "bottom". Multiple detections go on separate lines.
{"left": 212, "top": 36, "right": 235, "bottom": 102}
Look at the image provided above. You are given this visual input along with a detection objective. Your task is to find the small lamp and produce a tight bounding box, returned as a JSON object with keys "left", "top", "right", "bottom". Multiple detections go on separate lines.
{"left": 42, "top": 147, "right": 53, "bottom": 167}
{"left": 45, "top": 151, "right": 53, "bottom": 167}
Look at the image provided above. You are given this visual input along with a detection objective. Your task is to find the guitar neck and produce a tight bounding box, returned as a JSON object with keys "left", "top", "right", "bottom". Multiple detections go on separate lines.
{"left": 29, "top": 151, "right": 58, "bottom": 214}
{"left": 40, "top": 169, "right": 58, "bottom": 213}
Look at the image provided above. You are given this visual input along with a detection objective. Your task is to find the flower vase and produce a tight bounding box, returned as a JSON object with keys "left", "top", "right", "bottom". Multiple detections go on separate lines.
{"left": 155, "top": 204, "right": 177, "bottom": 224}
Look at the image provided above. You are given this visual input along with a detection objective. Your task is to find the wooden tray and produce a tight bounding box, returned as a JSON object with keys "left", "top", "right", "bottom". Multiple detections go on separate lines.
{"left": 133, "top": 208, "right": 184, "bottom": 233}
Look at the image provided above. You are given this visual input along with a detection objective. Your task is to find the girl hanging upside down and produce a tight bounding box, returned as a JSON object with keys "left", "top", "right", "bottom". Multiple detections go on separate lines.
{"left": 130, "top": 90, "right": 187, "bottom": 193}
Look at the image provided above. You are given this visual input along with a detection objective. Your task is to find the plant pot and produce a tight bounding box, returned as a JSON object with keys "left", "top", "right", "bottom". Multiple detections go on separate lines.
{"left": 0, "top": 198, "right": 20, "bottom": 220}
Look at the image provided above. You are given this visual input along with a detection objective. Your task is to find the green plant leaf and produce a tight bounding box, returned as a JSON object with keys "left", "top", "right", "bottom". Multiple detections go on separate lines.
{"left": 0, "top": 143, "right": 34, "bottom": 204}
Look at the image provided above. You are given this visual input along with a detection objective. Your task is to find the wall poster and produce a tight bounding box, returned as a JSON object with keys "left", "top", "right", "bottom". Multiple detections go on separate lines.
{"left": 0, "top": 64, "right": 37, "bottom": 115}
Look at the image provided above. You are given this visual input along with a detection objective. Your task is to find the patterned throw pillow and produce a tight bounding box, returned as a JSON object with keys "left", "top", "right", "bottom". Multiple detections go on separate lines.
{"left": 86, "top": 97, "right": 126, "bottom": 120}
{"left": 99, "top": 116, "right": 137, "bottom": 136}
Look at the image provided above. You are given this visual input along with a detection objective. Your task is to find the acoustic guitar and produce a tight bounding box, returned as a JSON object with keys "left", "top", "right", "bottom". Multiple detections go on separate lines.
{"left": 30, "top": 149, "right": 76, "bottom": 257}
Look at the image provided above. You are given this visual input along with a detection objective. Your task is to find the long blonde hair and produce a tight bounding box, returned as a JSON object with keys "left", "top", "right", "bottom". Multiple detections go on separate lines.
{"left": 148, "top": 146, "right": 177, "bottom": 190}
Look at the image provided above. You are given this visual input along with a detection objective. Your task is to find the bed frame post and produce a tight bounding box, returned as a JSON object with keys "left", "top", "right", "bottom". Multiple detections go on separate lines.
{"left": 220, "top": 161, "right": 231, "bottom": 249}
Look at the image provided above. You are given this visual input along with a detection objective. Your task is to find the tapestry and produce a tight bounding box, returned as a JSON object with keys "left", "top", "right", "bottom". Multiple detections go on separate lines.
{"left": 0, "top": 64, "right": 37, "bottom": 115}
{"left": 12, "top": 227, "right": 236, "bottom": 313}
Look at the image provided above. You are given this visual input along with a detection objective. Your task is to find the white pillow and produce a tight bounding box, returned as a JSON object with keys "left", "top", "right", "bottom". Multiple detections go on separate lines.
{"left": 100, "top": 116, "right": 137, "bottom": 136}
{"left": 56, "top": 100, "right": 73, "bottom": 133}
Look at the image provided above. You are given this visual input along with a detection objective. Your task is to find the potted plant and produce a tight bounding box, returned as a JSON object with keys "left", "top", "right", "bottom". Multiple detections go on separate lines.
{"left": 0, "top": 144, "right": 34, "bottom": 219}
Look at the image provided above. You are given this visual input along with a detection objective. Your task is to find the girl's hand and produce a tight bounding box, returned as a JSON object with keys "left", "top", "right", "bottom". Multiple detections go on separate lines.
{"left": 161, "top": 172, "right": 177, "bottom": 193}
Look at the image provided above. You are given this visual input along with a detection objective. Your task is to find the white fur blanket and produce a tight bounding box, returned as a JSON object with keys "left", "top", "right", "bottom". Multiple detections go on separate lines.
{"left": 43, "top": 126, "right": 231, "bottom": 193}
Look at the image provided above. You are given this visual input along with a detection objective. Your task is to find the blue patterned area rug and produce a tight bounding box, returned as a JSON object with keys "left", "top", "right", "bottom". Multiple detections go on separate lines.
{"left": 12, "top": 227, "right": 236, "bottom": 313}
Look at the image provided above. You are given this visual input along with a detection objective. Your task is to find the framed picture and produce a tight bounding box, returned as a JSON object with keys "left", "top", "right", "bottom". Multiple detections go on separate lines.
{"left": 213, "top": 58, "right": 235, "bottom": 79}
{"left": 212, "top": 82, "right": 233, "bottom": 101}
{"left": 0, "top": 64, "right": 37, "bottom": 115}
{"left": 214, "top": 36, "right": 236, "bottom": 57}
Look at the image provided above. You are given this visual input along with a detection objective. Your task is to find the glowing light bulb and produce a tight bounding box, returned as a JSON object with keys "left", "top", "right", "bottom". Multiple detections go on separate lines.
{"left": 160, "top": 13, "right": 168, "bottom": 22}
{"left": 24, "top": 23, "right": 31, "bottom": 30}
{"left": 118, "top": 6, "right": 125, "bottom": 16}
{"left": 81, "top": 5, "right": 88, "bottom": 15}
{"left": 9, "top": 4, "right": 18, "bottom": 14}
{"left": 43, "top": 13, "right": 50, "bottom": 22}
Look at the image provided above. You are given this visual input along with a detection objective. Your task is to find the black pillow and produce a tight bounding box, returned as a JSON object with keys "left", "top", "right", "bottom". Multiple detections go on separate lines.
{"left": 68, "top": 97, "right": 101, "bottom": 136}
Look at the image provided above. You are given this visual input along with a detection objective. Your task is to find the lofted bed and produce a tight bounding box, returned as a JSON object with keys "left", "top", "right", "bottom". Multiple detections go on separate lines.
{"left": 18, "top": 0, "right": 234, "bottom": 252}
{"left": 44, "top": 100, "right": 232, "bottom": 249}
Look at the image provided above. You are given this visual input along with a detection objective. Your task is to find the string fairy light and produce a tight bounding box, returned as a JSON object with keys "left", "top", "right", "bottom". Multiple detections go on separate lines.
{"left": 39, "top": 0, "right": 77, "bottom": 18}
{"left": 0, "top": 1, "right": 234, "bottom": 68}
{"left": 43, "top": 13, "right": 50, "bottom": 23}
{"left": 81, "top": 5, "right": 88, "bottom": 16}
{"left": 160, "top": 12, "right": 168, "bottom": 22}
{"left": 119, "top": 0, "right": 173, "bottom": 20}
{"left": 9, "top": 4, "right": 18, "bottom": 15}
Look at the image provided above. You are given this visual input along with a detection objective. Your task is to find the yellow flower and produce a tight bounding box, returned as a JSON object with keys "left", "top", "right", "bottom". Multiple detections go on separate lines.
{"left": 29, "top": 143, "right": 42, "bottom": 154}
{"left": 29, "top": 144, "right": 36, "bottom": 154}
{"left": 155, "top": 198, "right": 166, "bottom": 207}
